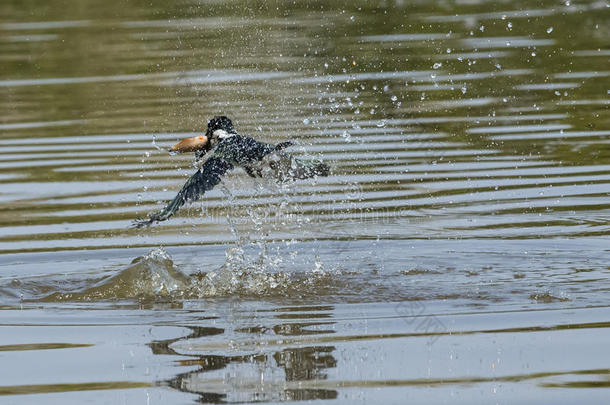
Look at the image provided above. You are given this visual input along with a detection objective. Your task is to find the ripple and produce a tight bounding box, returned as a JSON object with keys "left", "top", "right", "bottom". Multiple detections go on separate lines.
{"left": 515, "top": 83, "right": 580, "bottom": 90}
{"left": 460, "top": 37, "right": 555, "bottom": 49}
{"left": 361, "top": 33, "right": 448, "bottom": 42}
{"left": 553, "top": 71, "right": 610, "bottom": 79}
{"left": 163, "top": 71, "right": 295, "bottom": 86}
{"left": 0, "top": 119, "right": 86, "bottom": 130}
{"left": 0, "top": 69, "right": 283, "bottom": 88}
{"left": 0, "top": 20, "right": 90, "bottom": 30}
{"left": 0, "top": 34, "right": 58, "bottom": 42}
{"left": 489, "top": 130, "right": 610, "bottom": 140}
{"left": 467, "top": 124, "right": 571, "bottom": 134}
{"left": 0, "top": 158, "right": 107, "bottom": 170}
{"left": 423, "top": 8, "right": 560, "bottom": 22}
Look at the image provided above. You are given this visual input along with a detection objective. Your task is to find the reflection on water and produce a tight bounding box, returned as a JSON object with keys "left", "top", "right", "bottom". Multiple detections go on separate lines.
{"left": 149, "top": 320, "right": 339, "bottom": 403}
{"left": 0, "top": 0, "right": 609, "bottom": 403}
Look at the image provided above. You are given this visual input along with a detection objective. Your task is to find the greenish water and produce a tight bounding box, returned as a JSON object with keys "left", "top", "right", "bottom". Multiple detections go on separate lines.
{"left": 0, "top": 0, "right": 609, "bottom": 403}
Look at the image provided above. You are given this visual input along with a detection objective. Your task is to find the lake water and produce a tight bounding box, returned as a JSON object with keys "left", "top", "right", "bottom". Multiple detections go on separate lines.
{"left": 0, "top": 0, "right": 609, "bottom": 403}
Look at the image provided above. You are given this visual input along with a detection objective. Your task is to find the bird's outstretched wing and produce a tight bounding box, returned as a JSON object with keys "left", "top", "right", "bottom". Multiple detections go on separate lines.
{"left": 133, "top": 157, "right": 233, "bottom": 228}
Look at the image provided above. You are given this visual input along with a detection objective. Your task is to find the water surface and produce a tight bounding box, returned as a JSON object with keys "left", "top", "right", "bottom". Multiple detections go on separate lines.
{"left": 0, "top": 0, "right": 609, "bottom": 403}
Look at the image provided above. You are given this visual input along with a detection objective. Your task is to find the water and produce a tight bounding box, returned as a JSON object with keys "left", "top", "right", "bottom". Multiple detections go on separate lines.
{"left": 1, "top": 0, "right": 609, "bottom": 403}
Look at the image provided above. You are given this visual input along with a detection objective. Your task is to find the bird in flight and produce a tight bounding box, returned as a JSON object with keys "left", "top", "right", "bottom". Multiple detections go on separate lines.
{"left": 133, "top": 116, "right": 329, "bottom": 227}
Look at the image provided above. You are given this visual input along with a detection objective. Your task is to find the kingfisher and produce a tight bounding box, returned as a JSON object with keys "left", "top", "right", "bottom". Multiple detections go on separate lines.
{"left": 133, "top": 116, "right": 330, "bottom": 227}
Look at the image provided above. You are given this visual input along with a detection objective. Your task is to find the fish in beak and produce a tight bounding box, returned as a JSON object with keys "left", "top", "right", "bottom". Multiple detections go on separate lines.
{"left": 169, "top": 135, "right": 209, "bottom": 153}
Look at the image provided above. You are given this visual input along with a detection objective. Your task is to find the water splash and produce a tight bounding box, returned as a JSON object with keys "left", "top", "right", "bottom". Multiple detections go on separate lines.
{"left": 33, "top": 173, "right": 341, "bottom": 302}
{"left": 16, "top": 167, "right": 373, "bottom": 303}
{"left": 40, "top": 248, "right": 190, "bottom": 302}
{"left": 31, "top": 247, "right": 337, "bottom": 302}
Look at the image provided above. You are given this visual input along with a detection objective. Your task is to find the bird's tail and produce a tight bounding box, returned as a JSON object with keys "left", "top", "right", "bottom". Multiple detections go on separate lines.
{"left": 292, "top": 157, "right": 330, "bottom": 179}
{"left": 266, "top": 152, "right": 330, "bottom": 181}
{"left": 267, "top": 142, "right": 329, "bottom": 180}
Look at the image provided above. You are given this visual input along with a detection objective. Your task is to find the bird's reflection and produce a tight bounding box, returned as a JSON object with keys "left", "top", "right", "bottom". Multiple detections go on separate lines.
{"left": 148, "top": 308, "right": 338, "bottom": 403}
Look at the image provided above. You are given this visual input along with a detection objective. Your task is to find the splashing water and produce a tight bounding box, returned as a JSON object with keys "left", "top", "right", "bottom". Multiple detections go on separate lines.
{"left": 29, "top": 246, "right": 340, "bottom": 302}
{"left": 0, "top": 161, "right": 372, "bottom": 304}
{"left": 40, "top": 248, "right": 190, "bottom": 302}
{"left": 31, "top": 177, "right": 355, "bottom": 302}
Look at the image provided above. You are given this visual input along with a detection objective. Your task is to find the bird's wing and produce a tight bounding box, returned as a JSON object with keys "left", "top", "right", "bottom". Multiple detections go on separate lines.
{"left": 133, "top": 156, "right": 234, "bottom": 228}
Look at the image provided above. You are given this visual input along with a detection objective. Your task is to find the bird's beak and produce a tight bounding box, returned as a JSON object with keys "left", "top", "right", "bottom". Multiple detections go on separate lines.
{"left": 169, "top": 135, "right": 209, "bottom": 153}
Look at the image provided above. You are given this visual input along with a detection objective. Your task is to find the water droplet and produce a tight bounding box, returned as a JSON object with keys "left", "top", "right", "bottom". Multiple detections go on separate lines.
{"left": 391, "top": 95, "right": 398, "bottom": 101}
{"left": 531, "top": 51, "right": 536, "bottom": 57}
{"left": 446, "top": 48, "right": 452, "bottom": 53}
{"left": 433, "top": 62, "right": 442, "bottom": 69}
{"left": 312, "top": 256, "right": 324, "bottom": 273}
{"left": 376, "top": 120, "right": 386, "bottom": 128}
{"left": 461, "top": 86, "right": 467, "bottom": 94}
{"left": 151, "top": 136, "right": 162, "bottom": 151}
{"left": 302, "top": 118, "right": 310, "bottom": 125}
{"left": 479, "top": 25, "right": 485, "bottom": 32}
{"left": 507, "top": 22, "right": 513, "bottom": 29}
{"left": 546, "top": 27, "right": 553, "bottom": 34}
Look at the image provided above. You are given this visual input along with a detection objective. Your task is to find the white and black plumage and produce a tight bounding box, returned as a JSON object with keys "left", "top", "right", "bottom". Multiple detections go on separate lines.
{"left": 133, "top": 116, "right": 329, "bottom": 227}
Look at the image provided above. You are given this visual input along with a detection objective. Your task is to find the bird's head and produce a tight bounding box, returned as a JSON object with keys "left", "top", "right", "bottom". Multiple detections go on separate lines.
{"left": 169, "top": 116, "right": 235, "bottom": 157}
{"left": 205, "top": 116, "right": 235, "bottom": 139}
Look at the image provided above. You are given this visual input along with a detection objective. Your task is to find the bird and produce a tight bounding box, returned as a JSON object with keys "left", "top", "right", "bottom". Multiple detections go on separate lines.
{"left": 133, "top": 116, "right": 330, "bottom": 228}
